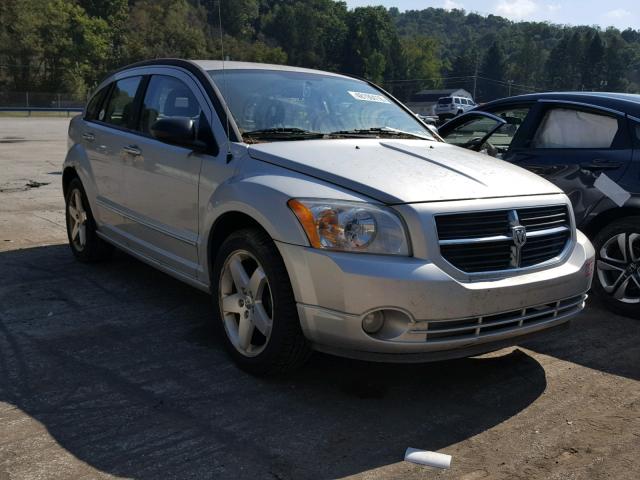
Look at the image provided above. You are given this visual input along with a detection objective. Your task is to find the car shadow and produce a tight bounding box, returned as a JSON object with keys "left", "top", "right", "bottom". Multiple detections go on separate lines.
{"left": 520, "top": 296, "right": 640, "bottom": 382}
{"left": 0, "top": 244, "right": 548, "bottom": 479}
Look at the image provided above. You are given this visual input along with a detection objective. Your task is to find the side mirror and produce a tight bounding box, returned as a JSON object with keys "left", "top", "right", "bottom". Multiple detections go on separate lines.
{"left": 150, "top": 117, "right": 206, "bottom": 150}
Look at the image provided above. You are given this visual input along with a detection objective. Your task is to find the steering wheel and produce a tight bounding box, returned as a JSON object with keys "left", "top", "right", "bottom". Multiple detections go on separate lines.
{"left": 463, "top": 136, "right": 498, "bottom": 157}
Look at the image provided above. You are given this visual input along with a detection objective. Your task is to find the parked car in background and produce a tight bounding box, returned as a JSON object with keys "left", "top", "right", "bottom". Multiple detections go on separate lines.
{"left": 63, "top": 61, "right": 594, "bottom": 374}
{"left": 435, "top": 96, "right": 476, "bottom": 122}
{"left": 438, "top": 92, "right": 640, "bottom": 319}
{"left": 416, "top": 113, "right": 438, "bottom": 125}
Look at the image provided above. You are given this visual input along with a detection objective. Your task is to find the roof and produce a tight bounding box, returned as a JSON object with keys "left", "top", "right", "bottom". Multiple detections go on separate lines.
{"left": 112, "top": 58, "right": 360, "bottom": 83}
{"left": 481, "top": 92, "right": 640, "bottom": 118}
{"left": 409, "top": 89, "right": 472, "bottom": 103}
{"left": 192, "top": 60, "right": 352, "bottom": 79}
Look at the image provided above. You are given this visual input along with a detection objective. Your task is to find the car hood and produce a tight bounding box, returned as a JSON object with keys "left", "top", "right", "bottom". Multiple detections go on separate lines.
{"left": 247, "top": 139, "right": 561, "bottom": 204}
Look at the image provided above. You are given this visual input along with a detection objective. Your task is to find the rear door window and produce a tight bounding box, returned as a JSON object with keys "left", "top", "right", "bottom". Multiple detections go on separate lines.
{"left": 102, "top": 76, "right": 143, "bottom": 130}
{"left": 532, "top": 108, "right": 620, "bottom": 149}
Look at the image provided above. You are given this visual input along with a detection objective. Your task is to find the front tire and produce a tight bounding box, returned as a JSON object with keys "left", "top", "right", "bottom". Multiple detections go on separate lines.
{"left": 592, "top": 217, "right": 640, "bottom": 319}
{"left": 65, "top": 178, "right": 113, "bottom": 262}
{"left": 211, "top": 228, "right": 311, "bottom": 375}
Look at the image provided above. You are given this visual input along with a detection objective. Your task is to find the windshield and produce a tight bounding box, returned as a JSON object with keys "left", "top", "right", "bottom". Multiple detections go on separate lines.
{"left": 208, "top": 69, "right": 433, "bottom": 141}
{"left": 438, "top": 98, "right": 452, "bottom": 105}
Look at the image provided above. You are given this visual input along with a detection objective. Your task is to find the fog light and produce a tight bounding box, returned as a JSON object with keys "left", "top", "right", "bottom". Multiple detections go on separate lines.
{"left": 362, "top": 311, "right": 385, "bottom": 334}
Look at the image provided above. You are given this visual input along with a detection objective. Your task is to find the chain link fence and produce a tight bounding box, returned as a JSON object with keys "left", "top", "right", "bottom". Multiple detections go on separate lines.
{"left": 0, "top": 91, "right": 87, "bottom": 109}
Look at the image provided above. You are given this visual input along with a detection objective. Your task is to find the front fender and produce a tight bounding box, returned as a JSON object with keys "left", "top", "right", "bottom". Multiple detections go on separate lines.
{"left": 205, "top": 179, "right": 310, "bottom": 247}
{"left": 200, "top": 159, "right": 375, "bottom": 278}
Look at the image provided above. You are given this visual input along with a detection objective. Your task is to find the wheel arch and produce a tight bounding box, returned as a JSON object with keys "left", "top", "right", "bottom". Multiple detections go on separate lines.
{"left": 62, "top": 166, "right": 80, "bottom": 197}
{"left": 583, "top": 204, "right": 640, "bottom": 238}
{"left": 207, "top": 211, "right": 271, "bottom": 276}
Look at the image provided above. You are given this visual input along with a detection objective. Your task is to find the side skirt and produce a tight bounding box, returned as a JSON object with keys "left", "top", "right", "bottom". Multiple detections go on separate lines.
{"left": 96, "top": 230, "right": 211, "bottom": 294}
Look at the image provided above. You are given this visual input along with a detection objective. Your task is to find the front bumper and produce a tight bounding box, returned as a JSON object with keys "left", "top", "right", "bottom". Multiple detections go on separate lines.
{"left": 276, "top": 230, "right": 594, "bottom": 360}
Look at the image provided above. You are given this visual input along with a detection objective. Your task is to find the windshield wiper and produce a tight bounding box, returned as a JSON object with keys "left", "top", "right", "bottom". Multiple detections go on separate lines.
{"left": 242, "top": 128, "right": 325, "bottom": 140}
{"left": 328, "top": 127, "right": 431, "bottom": 140}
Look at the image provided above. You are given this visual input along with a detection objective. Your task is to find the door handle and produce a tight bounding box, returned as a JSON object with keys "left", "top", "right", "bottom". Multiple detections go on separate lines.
{"left": 122, "top": 145, "right": 142, "bottom": 157}
{"left": 82, "top": 132, "right": 95, "bottom": 142}
{"left": 580, "top": 159, "right": 622, "bottom": 171}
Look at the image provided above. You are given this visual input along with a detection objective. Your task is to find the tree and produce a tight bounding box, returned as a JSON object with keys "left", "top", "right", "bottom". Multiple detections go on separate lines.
{"left": 3, "top": 1, "right": 640, "bottom": 100}
{"left": 545, "top": 34, "right": 571, "bottom": 90}
{"left": 77, "top": 0, "right": 127, "bottom": 20}
{"left": 261, "top": 0, "right": 347, "bottom": 70}
{"left": 217, "top": 0, "right": 259, "bottom": 38}
{"left": 565, "top": 31, "right": 584, "bottom": 89}
{"left": 479, "top": 40, "right": 506, "bottom": 101}
{"left": 583, "top": 32, "right": 606, "bottom": 90}
{"left": 446, "top": 48, "right": 478, "bottom": 93}
{"left": 0, "top": 0, "right": 110, "bottom": 94}
{"left": 605, "top": 33, "right": 630, "bottom": 91}
{"left": 343, "top": 6, "right": 403, "bottom": 81}
{"left": 123, "top": 0, "right": 209, "bottom": 63}
{"left": 392, "top": 36, "right": 442, "bottom": 100}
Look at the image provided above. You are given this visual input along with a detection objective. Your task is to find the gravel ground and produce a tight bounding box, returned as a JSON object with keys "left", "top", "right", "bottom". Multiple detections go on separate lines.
{"left": 0, "top": 117, "right": 638, "bottom": 480}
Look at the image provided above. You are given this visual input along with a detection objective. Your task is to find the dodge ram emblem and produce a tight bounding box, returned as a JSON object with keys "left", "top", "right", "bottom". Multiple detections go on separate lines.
{"left": 512, "top": 225, "right": 527, "bottom": 247}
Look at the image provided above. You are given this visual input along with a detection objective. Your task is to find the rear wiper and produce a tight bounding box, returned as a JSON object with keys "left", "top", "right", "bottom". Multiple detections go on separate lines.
{"left": 242, "top": 128, "right": 324, "bottom": 140}
{"left": 328, "top": 127, "right": 431, "bottom": 140}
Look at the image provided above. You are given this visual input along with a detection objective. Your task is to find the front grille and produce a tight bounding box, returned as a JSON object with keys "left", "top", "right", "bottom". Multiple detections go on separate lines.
{"left": 410, "top": 294, "right": 585, "bottom": 343}
{"left": 436, "top": 205, "right": 571, "bottom": 273}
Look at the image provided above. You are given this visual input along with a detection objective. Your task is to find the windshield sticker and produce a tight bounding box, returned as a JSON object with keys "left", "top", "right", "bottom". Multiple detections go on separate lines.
{"left": 348, "top": 91, "right": 390, "bottom": 104}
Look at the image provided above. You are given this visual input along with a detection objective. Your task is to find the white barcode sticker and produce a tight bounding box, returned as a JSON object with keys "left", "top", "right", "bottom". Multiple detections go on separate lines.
{"left": 348, "top": 91, "right": 390, "bottom": 104}
{"left": 594, "top": 173, "right": 630, "bottom": 207}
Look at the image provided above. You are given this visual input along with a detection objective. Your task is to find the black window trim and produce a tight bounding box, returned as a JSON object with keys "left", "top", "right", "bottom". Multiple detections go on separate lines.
{"left": 108, "top": 59, "right": 240, "bottom": 142}
{"left": 89, "top": 74, "right": 146, "bottom": 135}
{"left": 85, "top": 83, "right": 113, "bottom": 124}
{"left": 84, "top": 84, "right": 112, "bottom": 122}
{"left": 87, "top": 69, "right": 220, "bottom": 155}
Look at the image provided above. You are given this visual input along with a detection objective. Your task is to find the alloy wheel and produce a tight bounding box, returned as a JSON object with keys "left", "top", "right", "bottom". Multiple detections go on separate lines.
{"left": 596, "top": 232, "right": 640, "bottom": 304}
{"left": 68, "top": 188, "right": 88, "bottom": 251}
{"left": 218, "top": 250, "right": 274, "bottom": 357}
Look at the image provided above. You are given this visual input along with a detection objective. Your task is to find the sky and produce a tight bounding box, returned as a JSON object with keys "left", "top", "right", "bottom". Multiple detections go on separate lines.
{"left": 344, "top": 0, "right": 640, "bottom": 30}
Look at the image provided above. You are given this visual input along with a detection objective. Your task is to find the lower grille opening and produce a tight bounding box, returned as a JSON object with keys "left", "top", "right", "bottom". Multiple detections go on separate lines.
{"left": 420, "top": 295, "right": 585, "bottom": 343}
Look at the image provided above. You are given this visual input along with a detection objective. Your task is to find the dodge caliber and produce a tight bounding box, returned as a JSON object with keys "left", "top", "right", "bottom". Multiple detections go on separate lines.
{"left": 63, "top": 60, "right": 595, "bottom": 374}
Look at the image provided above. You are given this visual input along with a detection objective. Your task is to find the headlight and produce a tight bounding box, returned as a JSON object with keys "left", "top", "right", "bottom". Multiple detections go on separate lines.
{"left": 288, "top": 199, "right": 410, "bottom": 255}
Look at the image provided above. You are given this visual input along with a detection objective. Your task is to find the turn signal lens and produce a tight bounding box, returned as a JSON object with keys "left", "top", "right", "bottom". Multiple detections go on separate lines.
{"left": 288, "top": 199, "right": 322, "bottom": 247}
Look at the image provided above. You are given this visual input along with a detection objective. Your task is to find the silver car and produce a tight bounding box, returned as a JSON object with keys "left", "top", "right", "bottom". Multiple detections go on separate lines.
{"left": 435, "top": 96, "right": 476, "bottom": 121}
{"left": 63, "top": 60, "right": 595, "bottom": 374}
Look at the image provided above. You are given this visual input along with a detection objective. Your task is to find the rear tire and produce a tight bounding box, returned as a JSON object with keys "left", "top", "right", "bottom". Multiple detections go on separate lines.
{"left": 211, "top": 228, "right": 311, "bottom": 375}
{"left": 592, "top": 217, "right": 640, "bottom": 319}
{"left": 65, "top": 177, "right": 113, "bottom": 262}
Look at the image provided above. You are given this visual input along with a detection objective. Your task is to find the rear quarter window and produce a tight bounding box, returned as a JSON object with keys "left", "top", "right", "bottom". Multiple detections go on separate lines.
{"left": 85, "top": 85, "right": 110, "bottom": 121}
